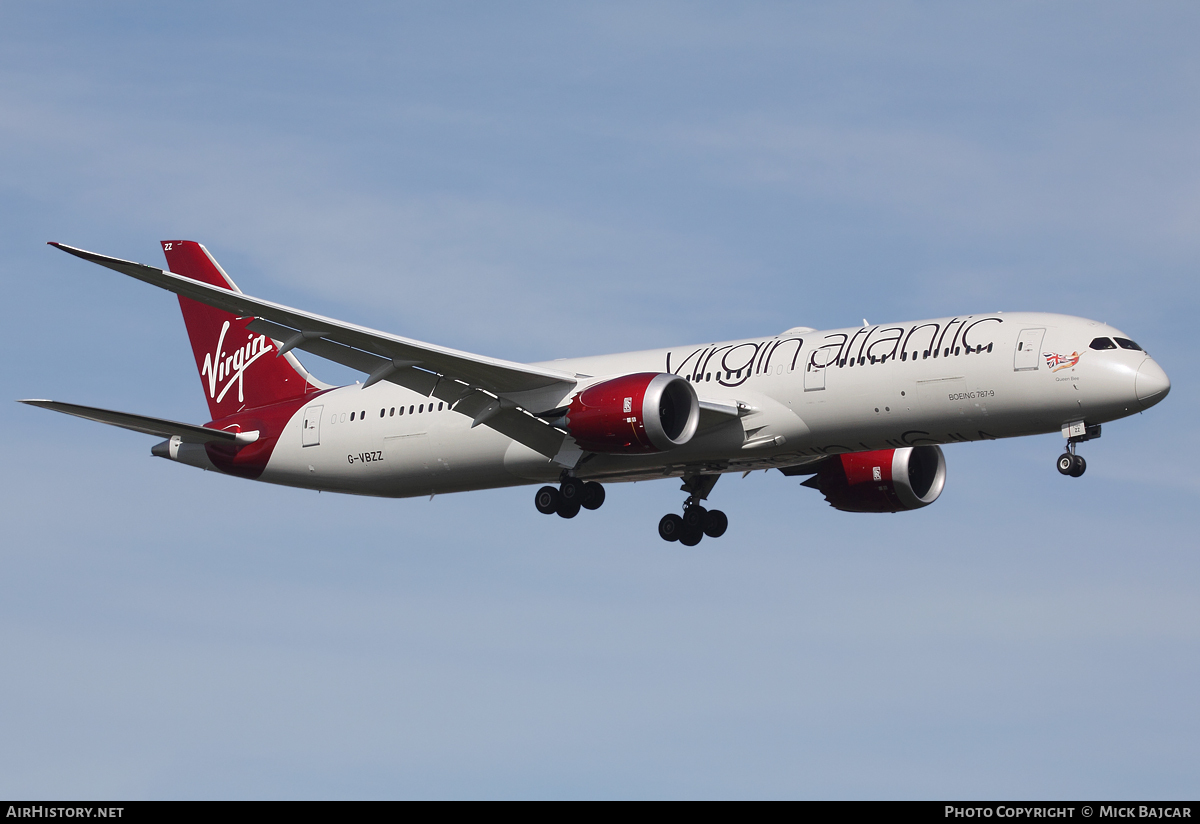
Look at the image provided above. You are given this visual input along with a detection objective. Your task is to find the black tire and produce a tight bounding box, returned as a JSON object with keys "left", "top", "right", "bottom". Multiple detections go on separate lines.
{"left": 1069, "top": 454, "right": 1087, "bottom": 478}
{"left": 535, "top": 486, "right": 560, "bottom": 515}
{"left": 679, "top": 528, "right": 703, "bottom": 547}
{"left": 581, "top": 482, "right": 606, "bottom": 511}
{"left": 703, "top": 509, "right": 728, "bottom": 538}
{"left": 682, "top": 505, "right": 707, "bottom": 530}
{"left": 1057, "top": 453, "right": 1074, "bottom": 475}
{"left": 658, "top": 513, "right": 683, "bottom": 542}
{"left": 557, "top": 500, "right": 581, "bottom": 519}
{"left": 560, "top": 477, "right": 585, "bottom": 503}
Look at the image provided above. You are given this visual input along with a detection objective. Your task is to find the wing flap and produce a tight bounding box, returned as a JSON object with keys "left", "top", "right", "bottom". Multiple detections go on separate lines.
{"left": 245, "top": 317, "right": 443, "bottom": 396}
{"left": 247, "top": 316, "right": 569, "bottom": 459}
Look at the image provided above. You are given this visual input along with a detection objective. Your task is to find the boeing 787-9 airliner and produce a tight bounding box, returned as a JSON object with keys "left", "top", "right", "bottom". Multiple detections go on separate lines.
{"left": 22, "top": 241, "right": 1171, "bottom": 545}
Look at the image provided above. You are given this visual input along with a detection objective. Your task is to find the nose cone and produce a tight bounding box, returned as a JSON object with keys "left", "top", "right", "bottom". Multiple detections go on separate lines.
{"left": 1135, "top": 359, "right": 1171, "bottom": 409}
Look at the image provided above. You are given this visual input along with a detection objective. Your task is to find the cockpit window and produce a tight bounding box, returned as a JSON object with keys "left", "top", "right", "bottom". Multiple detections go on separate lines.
{"left": 1089, "top": 337, "right": 1117, "bottom": 350}
{"left": 1114, "top": 337, "right": 1143, "bottom": 351}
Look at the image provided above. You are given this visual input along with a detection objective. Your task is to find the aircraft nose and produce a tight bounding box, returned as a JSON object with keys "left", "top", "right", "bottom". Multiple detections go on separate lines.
{"left": 1135, "top": 358, "right": 1170, "bottom": 409}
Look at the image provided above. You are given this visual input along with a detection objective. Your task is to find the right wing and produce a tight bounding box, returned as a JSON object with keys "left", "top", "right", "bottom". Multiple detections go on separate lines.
{"left": 18, "top": 400, "right": 257, "bottom": 444}
{"left": 49, "top": 243, "right": 580, "bottom": 463}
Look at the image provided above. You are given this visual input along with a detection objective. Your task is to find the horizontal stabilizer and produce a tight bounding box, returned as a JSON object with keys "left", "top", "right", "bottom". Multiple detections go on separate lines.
{"left": 18, "top": 400, "right": 256, "bottom": 444}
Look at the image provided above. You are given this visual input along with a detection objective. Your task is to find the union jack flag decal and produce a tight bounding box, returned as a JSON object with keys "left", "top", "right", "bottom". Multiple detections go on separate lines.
{"left": 1044, "top": 351, "right": 1081, "bottom": 372}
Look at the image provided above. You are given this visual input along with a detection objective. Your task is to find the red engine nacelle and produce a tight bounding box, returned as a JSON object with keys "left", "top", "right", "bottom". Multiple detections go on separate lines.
{"left": 801, "top": 445, "right": 946, "bottom": 512}
{"left": 564, "top": 372, "right": 700, "bottom": 453}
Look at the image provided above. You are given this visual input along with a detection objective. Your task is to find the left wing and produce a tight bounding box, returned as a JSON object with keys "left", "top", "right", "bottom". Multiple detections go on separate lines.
{"left": 49, "top": 243, "right": 579, "bottom": 463}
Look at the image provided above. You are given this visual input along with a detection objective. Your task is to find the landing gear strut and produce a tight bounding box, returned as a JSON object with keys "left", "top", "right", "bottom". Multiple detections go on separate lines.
{"left": 658, "top": 473, "right": 728, "bottom": 545}
{"left": 1056, "top": 423, "right": 1100, "bottom": 479}
{"left": 534, "top": 473, "right": 605, "bottom": 519}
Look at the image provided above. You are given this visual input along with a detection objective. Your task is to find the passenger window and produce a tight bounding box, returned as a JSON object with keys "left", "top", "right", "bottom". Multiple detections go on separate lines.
{"left": 706, "top": 373, "right": 711, "bottom": 381}
{"left": 360, "top": 410, "right": 365, "bottom": 419}
{"left": 419, "top": 404, "right": 424, "bottom": 413}
{"left": 1114, "top": 337, "right": 1143, "bottom": 351}
{"left": 350, "top": 412, "right": 355, "bottom": 421}
{"left": 1090, "top": 337, "right": 1117, "bottom": 350}
{"left": 379, "top": 409, "right": 385, "bottom": 418}
{"left": 438, "top": 402, "right": 444, "bottom": 411}
{"left": 390, "top": 407, "right": 395, "bottom": 416}
{"left": 409, "top": 405, "right": 414, "bottom": 414}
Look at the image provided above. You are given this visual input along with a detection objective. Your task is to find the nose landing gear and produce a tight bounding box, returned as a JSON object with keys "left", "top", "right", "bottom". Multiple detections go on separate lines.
{"left": 658, "top": 473, "right": 728, "bottom": 545}
{"left": 534, "top": 474, "right": 606, "bottom": 519}
{"left": 1056, "top": 450, "right": 1086, "bottom": 478}
{"left": 1056, "top": 422, "right": 1101, "bottom": 478}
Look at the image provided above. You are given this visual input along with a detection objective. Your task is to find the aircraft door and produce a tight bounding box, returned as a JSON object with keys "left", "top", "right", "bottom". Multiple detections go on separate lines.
{"left": 804, "top": 344, "right": 836, "bottom": 391}
{"left": 302, "top": 404, "right": 323, "bottom": 447}
{"left": 1014, "top": 328, "right": 1046, "bottom": 372}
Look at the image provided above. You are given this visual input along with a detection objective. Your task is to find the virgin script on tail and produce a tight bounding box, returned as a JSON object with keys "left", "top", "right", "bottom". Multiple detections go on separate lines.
{"left": 202, "top": 319, "right": 276, "bottom": 404}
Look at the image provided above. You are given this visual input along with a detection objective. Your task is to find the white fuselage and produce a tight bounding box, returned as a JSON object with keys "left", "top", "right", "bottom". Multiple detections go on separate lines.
{"left": 171, "top": 312, "right": 1167, "bottom": 497}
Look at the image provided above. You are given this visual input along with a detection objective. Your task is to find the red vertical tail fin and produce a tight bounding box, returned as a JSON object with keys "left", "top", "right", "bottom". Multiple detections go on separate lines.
{"left": 161, "top": 241, "right": 324, "bottom": 420}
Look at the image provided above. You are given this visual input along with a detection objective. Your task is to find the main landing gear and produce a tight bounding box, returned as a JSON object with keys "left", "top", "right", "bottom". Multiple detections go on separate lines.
{"left": 1057, "top": 423, "right": 1101, "bottom": 479}
{"left": 534, "top": 474, "right": 606, "bottom": 519}
{"left": 658, "top": 473, "right": 728, "bottom": 546}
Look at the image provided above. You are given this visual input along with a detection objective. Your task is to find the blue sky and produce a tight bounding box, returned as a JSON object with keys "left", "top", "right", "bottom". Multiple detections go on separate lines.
{"left": 2, "top": 2, "right": 1197, "bottom": 799}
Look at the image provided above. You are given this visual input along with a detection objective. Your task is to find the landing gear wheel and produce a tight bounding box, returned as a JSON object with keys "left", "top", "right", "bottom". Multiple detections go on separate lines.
{"left": 1069, "top": 454, "right": 1086, "bottom": 478}
{"left": 560, "top": 477, "right": 585, "bottom": 504}
{"left": 678, "top": 529, "right": 703, "bottom": 547}
{"left": 557, "top": 500, "right": 581, "bottom": 519}
{"left": 1057, "top": 453, "right": 1074, "bottom": 476}
{"left": 535, "top": 486, "right": 560, "bottom": 514}
{"left": 682, "top": 505, "right": 707, "bottom": 531}
{"left": 658, "top": 513, "right": 684, "bottom": 542}
{"left": 703, "top": 509, "right": 728, "bottom": 538}
{"left": 581, "top": 482, "right": 606, "bottom": 511}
